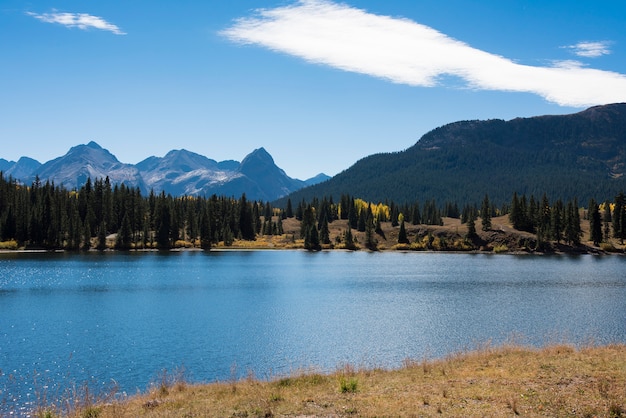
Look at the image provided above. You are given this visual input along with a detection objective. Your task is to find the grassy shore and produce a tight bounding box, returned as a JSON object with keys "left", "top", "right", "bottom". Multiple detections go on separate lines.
{"left": 39, "top": 343, "right": 626, "bottom": 417}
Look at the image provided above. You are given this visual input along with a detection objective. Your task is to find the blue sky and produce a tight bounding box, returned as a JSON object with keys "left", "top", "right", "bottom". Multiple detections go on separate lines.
{"left": 2, "top": 1, "right": 626, "bottom": 180}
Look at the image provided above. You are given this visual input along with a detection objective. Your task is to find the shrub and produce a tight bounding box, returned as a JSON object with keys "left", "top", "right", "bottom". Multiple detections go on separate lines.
{"left": 0, "top": 240, "right": 19, "bottom": 250}
{"left": 339, "top": 376, "right": 358, "bottom": 393}
{"left": 493, "top": 244, "right": 509, "bottom": 253}
{"left": 600, "top": 242, "right": 621, "bottom": 253}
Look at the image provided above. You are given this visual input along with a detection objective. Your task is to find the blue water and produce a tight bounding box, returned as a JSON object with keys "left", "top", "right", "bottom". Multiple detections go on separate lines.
{"left": 1, "top": 251, "right": 625, "bottom": 414}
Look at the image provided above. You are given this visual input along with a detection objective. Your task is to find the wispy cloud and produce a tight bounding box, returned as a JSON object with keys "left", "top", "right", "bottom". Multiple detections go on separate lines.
{"left": 27, "top": 11, "right": 126, "bottom": 35}
{"left": 222, "top": 0, "right": 626, "bottom": 107}
{"left": 563, "top": 41, "right": 612, "bottom": 58}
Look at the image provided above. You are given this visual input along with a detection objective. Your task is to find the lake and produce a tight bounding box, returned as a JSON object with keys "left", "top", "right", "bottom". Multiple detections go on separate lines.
{"left": 1, "top": 250, "right": 625, "bottom": 414}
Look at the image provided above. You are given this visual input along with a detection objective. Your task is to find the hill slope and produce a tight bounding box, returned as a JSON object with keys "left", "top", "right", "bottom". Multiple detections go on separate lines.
{"left": 284, "top": 103, "right": 626, "bottom": 205}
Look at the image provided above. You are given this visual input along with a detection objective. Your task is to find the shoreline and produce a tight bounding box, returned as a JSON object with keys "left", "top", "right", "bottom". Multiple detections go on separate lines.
{"left": 32, "top": 343, "right": 626, "bottom": 417}
{"left": 0, "top": 243, "right": 621, "bottom": 255}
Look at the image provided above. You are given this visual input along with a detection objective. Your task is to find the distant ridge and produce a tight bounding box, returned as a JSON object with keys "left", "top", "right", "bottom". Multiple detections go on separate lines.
{"left": 1, "top": 143, "right": 329, "bottom": 201}
{"left": 283, "top": 103, "right": 626, "bottom": 205}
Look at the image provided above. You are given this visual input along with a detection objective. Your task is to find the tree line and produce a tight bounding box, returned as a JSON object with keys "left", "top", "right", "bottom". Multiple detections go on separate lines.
{"left": 0, "top": 174, "right": 276, "bottom": 250}
{"left": 1, "top": 172, "right": 625, "bottom": 251}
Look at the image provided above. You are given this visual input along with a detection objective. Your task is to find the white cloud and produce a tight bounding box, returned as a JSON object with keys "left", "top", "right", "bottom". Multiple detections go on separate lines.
{"left": 222, "top": 0, "right": 626, "bottom": 107}
{"left": 564, "top": 41, "right": 612, "bottom": 58}
{"left": 27, "top": 11, "right": 126, "bottom": 35}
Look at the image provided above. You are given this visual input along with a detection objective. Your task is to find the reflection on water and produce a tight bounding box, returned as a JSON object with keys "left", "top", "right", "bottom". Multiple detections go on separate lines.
{"left": 1, "top": 251, "right": 625, "bottom": 414}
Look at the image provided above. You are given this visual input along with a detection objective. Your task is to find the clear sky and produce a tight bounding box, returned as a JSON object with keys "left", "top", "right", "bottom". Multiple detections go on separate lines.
{"left": 2, "top": 1, "right": 626, "bottom": 180}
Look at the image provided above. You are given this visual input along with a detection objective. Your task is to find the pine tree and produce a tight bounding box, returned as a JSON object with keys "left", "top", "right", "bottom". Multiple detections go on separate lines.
{"left": 97, "top": 221, "right": 107, "bottom": 251}
{"left": 397, "top": 219, "right": 409, "bottom": 244}
{"left": 357, "top": 206, "right": 367, "bottom": 232}
{"left": 339, "top": 194, "right": 349, "bottom": 220}
{"left": 390, "top": 204, "right": 399, "bottom": 227}
{"left": 156, "top": 195, "right": 171, "bottom": 249}
{"left": 348, "top": 197, "right": 358, "bottom": 229}
{"left": 222, "top": 225, "right": 234, "bottom": 246}
{"left": 537, "top": 194, "right": 551, "bottom": 243}
{"left": 480, "top": 194, "right": 491, "bottom": 231}
{"left": 466, "top": 212, "right": 477, "bottom": 239}
{"left": 603, "top": 201, "right": 612, "bottom": 242}
{"left": 116, "top": 213, "right": 133, "bottom": 250}
{"left": 343, "top": 226, "right": 356, "bottom": 250}
{"left": 364, "top": 213, "right": 377, "bottom": 251}
{"left": 613, "top": 193, "right": 626, "bottom": 243}
{"left": 238, "top": 194, "right": 256, "bottom": 241}
{"left": 551, "top": 199, "right": 563, "bottom": 243}
{"left": 82, "top": 222, "right": 92, "bottom": 250}
{"left": 588, "top": 198, "right": 602, "bottom": 246}
{"left": 199, "top": 206, "right": 212, "bottom": 250}
{"left": 319, "top": 214, "right": 330, "bottom": 245}
{"left": 411, "top": 204, "right": 420, "bottom": 225}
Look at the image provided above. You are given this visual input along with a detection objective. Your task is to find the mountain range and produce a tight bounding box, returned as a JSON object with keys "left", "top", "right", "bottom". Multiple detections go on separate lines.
{"left": 0, "top": 143, "right": 329, "bottom": 202}
{"left": 4, "top": 103, "right": 626, "bottom": 206}
{"left": 282, "top": 103, "right": 626, "bottom": 206}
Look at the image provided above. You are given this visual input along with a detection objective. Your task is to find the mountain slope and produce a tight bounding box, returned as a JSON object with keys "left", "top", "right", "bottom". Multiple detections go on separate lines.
{"left": 134, "top": 147, "right": 311, "bottom": 200}
{"left": 136, "top": 149, "right": 229, "bottom": 196}
{"left": 5, "top": 157, "right": 42, "bottom": 180}
{"left": 35, "top": 141, "right": 146, "bottom": 192}
{"left": 4, "top": 142, "right": 326, "bottom": 201}
{"left": 283, "top": 103, "right": 626, "bottom": 206}
{"left": 233, "top": 148, "right": 306, "bottom": 201}
{"left": 0, "top": 159, "right": 13, "bottom": 173}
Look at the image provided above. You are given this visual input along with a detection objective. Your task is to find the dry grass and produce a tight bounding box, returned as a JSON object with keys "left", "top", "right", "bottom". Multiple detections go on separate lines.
{"left": 211, "top": 214, "right": 624, "bottom": 254}
{"left": 48, "top": 343, "right": 626, "bottom": 417}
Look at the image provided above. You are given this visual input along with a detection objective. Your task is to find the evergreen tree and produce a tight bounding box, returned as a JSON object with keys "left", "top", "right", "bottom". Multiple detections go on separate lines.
{"left": 411, "top": 203, "right": 421, "bottom": 225}
{"left": 613, "top": 193, "right": 626, "bottom": 243}
{"left": 589, "top": 198, "right": 602, "bottom": 246}
{"left": 603, "top": 201, "right": 612, "bottom": 242}
{"left": 466, "top": 212, "right": 477, "bottom": 239}
{"left": 82, "top": 222, "right": 92, "bottom": 250}
{"left": 357, "top": 206, "right": 367, "bottom": 232}
{"left": 398, "top": 219, "right": 409, "bottom": 244}
{"left": 319, "top": 214, "right": 330, "bottom": 245}
{"left": 222, "top": 225, "right": 234, "bottom": 246}
{"left": 375, "top": 216, "right": 385, "bottom": 239}
{"left": 480, "top": 194, "right": 491, "bottom": 231}
{"left": 528, "top": 195, "right": 538, "bottom": 232}
{"left": 199, "top": 206, "right": 212, "bottom": 250}
{"left": 238, "top": 194, "right": 256, "bottom": 240}
{"left": 537, "top": 194, "right": 551, "bottom": 243}
{"left": 343, "top": 226, "right": 356, "bottom": 250}
{"left": 564, "top": 200, "right": 581, "bottom": 246}
{"left": 302, "top": 206, "right": 321, "bottom": 251}
{"left": 285, "top": 198, "right": 294, "bottom": 218}
{"left": 551, "top": 199, "right": 563, "bottom": 243}
{"left": 156, "top": 195, "right": 171, "bottom": 249}
{"left": 295, "top": 201, "right": 304, "bottom": 221}
{"left": 364, "top": 213, "right": 377, "bottom": 251}
{"left": 116, "top": 213, "right": 133, "bottom": 250}
{"left": 348, "top": 197, "right": 358, "bottom": 229}
{"left": 390, "top": 204, "right": 399, "bottom": 227}
{"left": 97, "top": 221, "right": 107, "bottom": 251}
{"left": 300, "top": 204, "right": 316, "bottom": 239}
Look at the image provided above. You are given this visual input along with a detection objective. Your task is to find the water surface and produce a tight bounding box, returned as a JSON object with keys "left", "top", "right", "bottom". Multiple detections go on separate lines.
{"left": 1, "top": 251, "right": 625, "bottom": 414}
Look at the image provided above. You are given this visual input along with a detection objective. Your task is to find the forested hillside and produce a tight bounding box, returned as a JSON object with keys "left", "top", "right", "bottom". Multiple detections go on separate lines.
{"left": 282, "top": 103, "right": 626, "bottom": 206}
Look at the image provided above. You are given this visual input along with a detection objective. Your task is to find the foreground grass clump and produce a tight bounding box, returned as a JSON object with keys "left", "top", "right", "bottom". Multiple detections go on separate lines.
{"left": 47, "top": 344, "right": 626, "bottom": 417}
